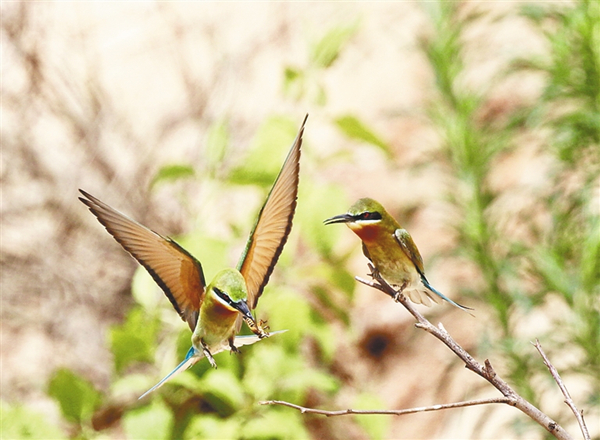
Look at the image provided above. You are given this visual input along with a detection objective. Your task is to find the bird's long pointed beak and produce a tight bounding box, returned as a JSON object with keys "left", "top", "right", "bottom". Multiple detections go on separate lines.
{"left": 323, "top": 213, "right": 354, "bottom": 225}
{"left": 233, "top": 300, "right": 255, "bottom": 323}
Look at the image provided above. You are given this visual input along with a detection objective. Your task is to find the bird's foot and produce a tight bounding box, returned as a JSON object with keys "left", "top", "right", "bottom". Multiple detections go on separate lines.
{"left": 229, "top": 339, "right": 241, "bottom": 354}
{"left": 201, "top": 342, "right": 217, "bottom": 368}
{"left": 367, "top": 263, "right": 380, "bottom": 280}
{"left": 393, "top": 282, "right": 408, "bottom": 302}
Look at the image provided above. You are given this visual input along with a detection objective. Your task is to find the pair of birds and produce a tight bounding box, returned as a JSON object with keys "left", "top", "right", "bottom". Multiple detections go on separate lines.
{"left": 80, "top": 114, "right": 471, "bottom": 399}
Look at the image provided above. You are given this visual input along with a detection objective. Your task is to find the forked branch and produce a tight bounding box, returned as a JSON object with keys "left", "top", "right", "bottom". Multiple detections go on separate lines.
{"left": 533, "top": 340, "right": 590, "bottom": 440}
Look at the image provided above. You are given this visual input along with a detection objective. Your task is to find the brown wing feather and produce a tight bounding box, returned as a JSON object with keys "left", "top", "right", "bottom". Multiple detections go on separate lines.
{"left": 79, "top": 190, "right": 205, "bottom": 331}
{"left": 238, "top": 115, "right": 306, "bottom": 310}
{"left": 394, "top": 229, "right": 425, "bottom": 276}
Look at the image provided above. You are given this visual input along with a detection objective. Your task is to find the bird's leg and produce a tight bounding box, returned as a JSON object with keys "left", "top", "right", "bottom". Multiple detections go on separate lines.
{"left": 367, "top": 262, "right": 380, "bottom": 280}
{"left": 228, "top": 338, "right": 240, "bottom": 354}
{"left": 393, "top": 282, "right": 408, "bottom": 302}
{"left": 200, "top": 340, "right": 217, "bottom": 368}
{"left": 367, "top": 263, "right": 394, "bottom": 297}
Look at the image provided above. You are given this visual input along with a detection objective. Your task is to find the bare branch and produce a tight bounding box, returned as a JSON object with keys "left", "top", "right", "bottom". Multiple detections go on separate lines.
{"left": 533, "top": 339, "right": 591, "bottom": 440}
{"left": 260, "top": 397, "right": 514, "bottom": 417}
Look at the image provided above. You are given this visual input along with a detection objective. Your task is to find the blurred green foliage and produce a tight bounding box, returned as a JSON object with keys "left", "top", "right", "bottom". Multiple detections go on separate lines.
{"left": 422, "top": 0, "right": 599, "bottom": 436}
{"left": 284, "top": 22, "right": 359, "bottom": 105}
{"left": 40, "top": 109, "right": 368, "bottom": 439}
{"left": 1, "top": 402, "right": 67, "bottom": 439}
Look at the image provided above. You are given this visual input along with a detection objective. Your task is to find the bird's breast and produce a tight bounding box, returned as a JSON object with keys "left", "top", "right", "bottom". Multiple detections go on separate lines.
{"left": 194, "top": 300, "right": 239, "bottom": 349}
{"left": 363, "top": 240, "right": 420, "bottom": 288}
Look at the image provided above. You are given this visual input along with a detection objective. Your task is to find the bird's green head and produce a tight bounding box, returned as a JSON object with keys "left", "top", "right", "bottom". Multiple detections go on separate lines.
{"left": 210, "top": 269, "right": 254, "bottom": 322}
{"left": 324, "top": 198, "right": 386, "bottom": 226}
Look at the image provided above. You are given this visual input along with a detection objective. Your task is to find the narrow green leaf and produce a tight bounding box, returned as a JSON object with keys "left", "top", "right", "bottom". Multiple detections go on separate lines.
{"left": 311, "top": 23, "right": 359, "bottom": 69}
{"left": 228, "top": 116, "right": 298, "bottom": 187}
{"left": 335, "top": 115, "right": 392, "bottom": 156}
{"left": 150, "top": 164, "right": 195, "bottom": 188}
{"left": 110, "top": 308, "right": 159, "bottom": 373}
{"left": 205, "top": 119, "right": 229, "bottom": 171}
{"left": 283, "top": 66, "right": 305, "bottom": 100}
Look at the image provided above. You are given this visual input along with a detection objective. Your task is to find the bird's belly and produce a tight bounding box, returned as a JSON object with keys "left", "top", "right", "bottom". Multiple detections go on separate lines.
{"left": 368, "top": 246, "right": 420, "bottom": 288}
{"left": 193, "top": 312, "right": 238, "bottom": 352}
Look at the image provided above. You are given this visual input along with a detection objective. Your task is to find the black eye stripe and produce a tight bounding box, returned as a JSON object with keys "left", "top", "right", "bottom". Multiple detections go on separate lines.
{"left": 357, "top": 212, "right": 382, "bottom": 221}
{"left": 213, "top": 287, "right": 236, "bottom": 307}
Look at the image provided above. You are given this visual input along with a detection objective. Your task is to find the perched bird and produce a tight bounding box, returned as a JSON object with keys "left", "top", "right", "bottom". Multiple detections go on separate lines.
{"left": 324, "top": 198, "right": 471, "bottom": 312}
{"left": 80, "top": 114, "right": 307, "bottom": 398}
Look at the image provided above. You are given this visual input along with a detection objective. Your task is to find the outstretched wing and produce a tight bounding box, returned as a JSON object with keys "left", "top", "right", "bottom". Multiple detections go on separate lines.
{"left": 79, "top": 190, "right": 206, "bottom": 331}
{"left": 237, "top": 115, "right": 307, "bottom": 309}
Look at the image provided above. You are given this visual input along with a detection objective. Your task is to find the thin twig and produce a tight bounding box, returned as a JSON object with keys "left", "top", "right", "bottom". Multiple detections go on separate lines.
{"left": 533, "top": 339, "right": 591, "bottom": 440}
{"left": 260, "top": 397, "right": 514, "bottom": 417}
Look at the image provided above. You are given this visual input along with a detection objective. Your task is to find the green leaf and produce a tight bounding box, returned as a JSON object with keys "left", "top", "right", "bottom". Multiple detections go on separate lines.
{"left": 295, "top": 182, "right": 349, "bottom": 258}
{"left": 131, "top": 267, "right": 163, "bottom": 311}
{"left": 47, "top": 368, "right": 102, "bottom": 425}
{"left": 311, "top": 23, "right": 359, "bottom": 69}
{"left": 353, "top": 393, "right": 391, "bottom": 440}
{"left": 184, "top": 414, "right": 240, "bottom": 440}
{"left": 258, "top": 289, "right": 311, "bottom": 351}
{"left": 228, "top": 116, "right": 299, "bottom": 187}
{"left": 110, "top": 307, "right": 159, "bottom": 373}
{"left": 283, "top": 66, "right": 305, "bottom": 100}
{"left": 122, "top": 399, "right": 173, "bottom": 440}
{"left": 335, "top": 115, "right": 392, "bottom": 156}
{"left": 243, "top": 343, "right": 289, "bottom": 401}
{"left": 242, "top": 409, "right": 310, "bottom": 440}
{"left": 196, "top": 369, "right": 245, "bottom": 416}
{"left": 205, "top": 119, "right": 229, "bottom": 172}
{"left": 150, "top": 164, "right": 195, "bottom": 188}
{"left": 283, "top": 368, "right": 339, "bottom": 399}
{"left": 1, "top": 401, "right": 66, "bottom": 439}
{"left": 177, "top": 232, "right": 229, "bottom": 281}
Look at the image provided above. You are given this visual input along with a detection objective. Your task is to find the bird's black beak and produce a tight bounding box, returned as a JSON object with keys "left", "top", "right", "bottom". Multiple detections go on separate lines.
{"left": 323, "top": 213, "right": 354, "bottom": 225}
{"left": 234, "top": 300, "right": 255, "bottom": 323}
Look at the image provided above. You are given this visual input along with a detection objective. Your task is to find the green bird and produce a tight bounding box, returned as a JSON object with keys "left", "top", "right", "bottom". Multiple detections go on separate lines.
{"left": 80, "top": 115, "right": 307, "bottom": 398}
{"left": 324, "top": 198, "right": 471, "bottom": 312}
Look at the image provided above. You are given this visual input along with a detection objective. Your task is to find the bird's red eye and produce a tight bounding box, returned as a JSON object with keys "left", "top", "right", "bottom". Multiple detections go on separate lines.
{"left": 361, "top": 212, "right": 382, "bottom": 221}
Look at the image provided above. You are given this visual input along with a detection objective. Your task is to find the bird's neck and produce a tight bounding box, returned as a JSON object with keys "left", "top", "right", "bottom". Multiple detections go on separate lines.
{"left": 348, "top": 223, "right": 391, "bottom": 244}
{"left": 203, "top": 292, "right": 239, "bottom": 321}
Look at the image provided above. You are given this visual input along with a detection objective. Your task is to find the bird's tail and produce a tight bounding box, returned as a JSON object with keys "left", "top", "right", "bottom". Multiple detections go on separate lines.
{"left": 421, "top": 276, "right": 474, "bottom": 314}
{"left": 138, "top": 346, "right": 199, "bottom": 399}
{"left": 138, "top": 330, "right": 288, "bottom": 399}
